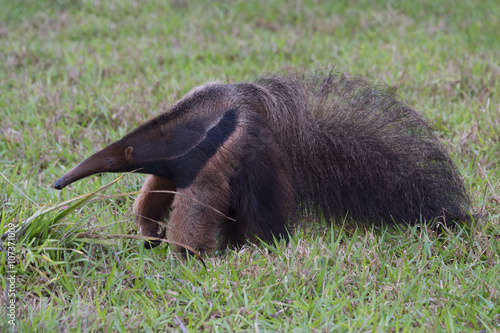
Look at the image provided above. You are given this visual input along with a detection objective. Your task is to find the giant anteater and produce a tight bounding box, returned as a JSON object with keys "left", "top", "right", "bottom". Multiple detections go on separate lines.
{"left": 54, "top": 71, "right": 471, "bottom": 254}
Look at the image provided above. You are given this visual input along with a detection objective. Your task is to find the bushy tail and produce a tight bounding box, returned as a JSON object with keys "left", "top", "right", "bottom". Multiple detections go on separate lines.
{"left": 254, "top": 71, "right": 471, "bottom": 225}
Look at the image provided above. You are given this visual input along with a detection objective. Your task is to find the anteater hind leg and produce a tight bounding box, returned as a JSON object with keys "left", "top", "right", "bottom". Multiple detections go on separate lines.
{"left": 133, "top": 175, "right": 176, "bottom": 249}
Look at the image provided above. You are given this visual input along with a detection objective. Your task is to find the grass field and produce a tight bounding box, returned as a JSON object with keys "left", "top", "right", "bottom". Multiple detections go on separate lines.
{"left": 1, "top": 0, "right": 499, "bottom": 331}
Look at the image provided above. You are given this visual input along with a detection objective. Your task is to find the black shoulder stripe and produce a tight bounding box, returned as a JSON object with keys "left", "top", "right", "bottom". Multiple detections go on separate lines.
{"left": 173, "top": 109, "right": 239, "bottom": 188}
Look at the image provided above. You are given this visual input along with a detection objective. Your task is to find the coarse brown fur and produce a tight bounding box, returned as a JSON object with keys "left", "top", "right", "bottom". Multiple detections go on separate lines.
{"left": 54, "top": 71, "right": 471, "bottom": 255}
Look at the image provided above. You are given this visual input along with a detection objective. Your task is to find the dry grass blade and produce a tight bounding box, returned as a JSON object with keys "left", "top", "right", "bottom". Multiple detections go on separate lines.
{"left": 105, "top": 190, "right": 236, "bottom": 222}
{"left": 0, "top": 171, "right": 39, "bottom": 207}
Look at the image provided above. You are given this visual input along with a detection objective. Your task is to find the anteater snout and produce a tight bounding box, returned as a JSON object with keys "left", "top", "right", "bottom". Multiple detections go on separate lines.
{"left": 54, "top": 178, "right": 66, "bottom": 190}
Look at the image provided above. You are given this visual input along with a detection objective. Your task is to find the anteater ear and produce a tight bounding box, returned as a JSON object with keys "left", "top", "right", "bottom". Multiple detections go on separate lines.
{"left": 124, "top": 146, "right": 134, "bottom": 163}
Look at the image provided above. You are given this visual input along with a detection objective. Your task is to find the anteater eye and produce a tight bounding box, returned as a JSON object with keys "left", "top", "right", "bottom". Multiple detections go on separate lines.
{"left": 108, "top": 158, "right": 115, "bottom": 165}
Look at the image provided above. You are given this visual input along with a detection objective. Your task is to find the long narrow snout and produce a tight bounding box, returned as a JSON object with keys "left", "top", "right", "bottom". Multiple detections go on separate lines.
{"left": 53, "top": 144, "right": 131, "bottom": 190}
{"left": 54, "top": 157, "right": 104, "bottom": 190}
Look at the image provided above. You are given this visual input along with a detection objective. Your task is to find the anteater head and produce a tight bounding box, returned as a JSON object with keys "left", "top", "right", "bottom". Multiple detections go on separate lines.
{"left": 54, "top": 91, "right": 239, "bottom": 191}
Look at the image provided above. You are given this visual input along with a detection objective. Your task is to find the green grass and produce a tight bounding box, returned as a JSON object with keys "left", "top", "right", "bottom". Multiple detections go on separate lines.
{"left": 1, "top": 0, "right": 499, "bottom": 331}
